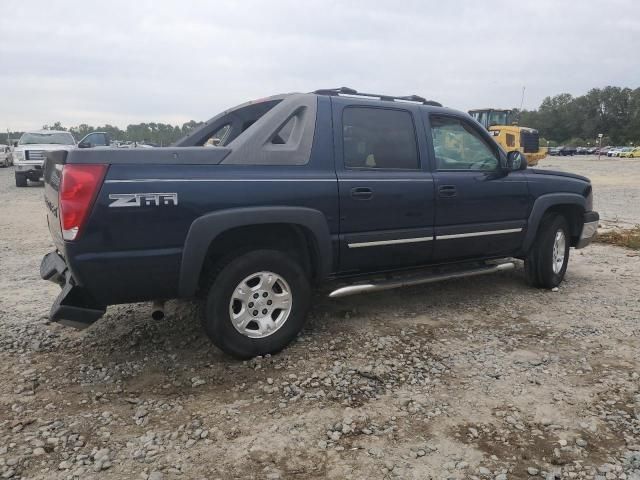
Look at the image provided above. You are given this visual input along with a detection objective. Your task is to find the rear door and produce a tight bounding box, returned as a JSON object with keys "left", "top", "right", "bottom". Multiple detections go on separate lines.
{"left": 332, "top": 98, "right": 435, "bottom": 273}
{"left": 425, "top": 113, "right": 530, "bottom": 261}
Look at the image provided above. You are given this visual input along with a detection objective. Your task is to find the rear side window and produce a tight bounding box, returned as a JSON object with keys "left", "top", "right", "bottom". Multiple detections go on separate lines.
{"left": 343, "top": 107, "right": 419, "bottom": 169}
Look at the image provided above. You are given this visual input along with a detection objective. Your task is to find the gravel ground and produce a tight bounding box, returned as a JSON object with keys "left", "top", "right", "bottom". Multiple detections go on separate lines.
{"left": 538, "top": 155, "right": 640, "bottom": 229}
{"left": 0, "top": 160, "right": 638, "bottom": 480}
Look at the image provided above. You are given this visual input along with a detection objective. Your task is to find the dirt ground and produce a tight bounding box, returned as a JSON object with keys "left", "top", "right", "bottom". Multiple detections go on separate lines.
{"left": 538, "top": 156, "right": 640, "bottom": 229}
{"left": 0, "top": 157, "right": 638, "bottom": 480}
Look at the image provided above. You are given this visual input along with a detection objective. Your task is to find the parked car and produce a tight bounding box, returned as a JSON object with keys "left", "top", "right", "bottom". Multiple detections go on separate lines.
{"left": 596, "top": 146, "right": 612, "bottom": 156}
{"left": 13, "top": 130, "right": 76, "bottom": 186}
{"left": 115, "top": 141, "right": 155, "bottom": 149}
{"left": 608, "top": 147, "right": 624, "bottom": 157}
{"left": 0, "top": 144, "right": 13, "bottom": 167}
{"left": 551, "top": 146, "right": 576, "bottom": 156}
{"left": 40, "top": 88, "right": 599, "bottom": 358}
{"left": 619, "top": 147, "right": 640, "bottom": 158}
{"left": 549, "top": 147, "right": 561, "bottom": 156}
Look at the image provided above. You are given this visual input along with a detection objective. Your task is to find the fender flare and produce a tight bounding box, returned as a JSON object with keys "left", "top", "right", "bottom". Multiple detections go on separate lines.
{"left": 523, "top": 193, "right": 586, "bottom": 252}
{"left": 178, "top": 206, "right": 333, "bottom": 297}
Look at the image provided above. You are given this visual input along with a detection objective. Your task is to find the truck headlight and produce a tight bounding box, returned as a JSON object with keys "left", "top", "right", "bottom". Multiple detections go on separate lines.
{"left": 14, "top": 150, "right": 25, "bottom": 162}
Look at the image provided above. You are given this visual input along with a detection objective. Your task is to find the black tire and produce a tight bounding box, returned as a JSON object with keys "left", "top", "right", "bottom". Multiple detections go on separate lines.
{"left": 525, "top": 213, "right": 570, "bottom": 289}
{"left": 15, "top": 173, "right": 27, "bottom": 187}
{"left": 201, "top": 249, "right": 311, "bottom": 359}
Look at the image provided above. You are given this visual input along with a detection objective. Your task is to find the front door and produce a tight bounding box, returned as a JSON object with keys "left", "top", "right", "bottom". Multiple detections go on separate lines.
{"left": 333, "top": 99, "right": 435, "bottom": 273}
{"left": 426, "top": 114, "right": 530, "bottom": 261}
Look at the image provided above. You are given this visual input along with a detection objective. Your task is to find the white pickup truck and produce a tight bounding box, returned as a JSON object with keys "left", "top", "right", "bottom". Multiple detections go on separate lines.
{"left": 13, "top": 130, "right": 77, "bottom": 187}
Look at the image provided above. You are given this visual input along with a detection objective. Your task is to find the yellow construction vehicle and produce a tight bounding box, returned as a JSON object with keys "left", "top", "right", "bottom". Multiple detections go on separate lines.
{"left": 468, "top": 108, "right": 547, "bottom": 166}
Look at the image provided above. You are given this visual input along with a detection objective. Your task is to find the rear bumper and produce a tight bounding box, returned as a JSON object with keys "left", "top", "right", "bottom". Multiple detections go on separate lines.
{"left": 575, "top": 211, "right": 599, "bottom": 249}
{"left": 40, "top": 251, "right": 106, "bottom": 328}
{"left": 15, "top": 163, "right": 44, "bottom": 178}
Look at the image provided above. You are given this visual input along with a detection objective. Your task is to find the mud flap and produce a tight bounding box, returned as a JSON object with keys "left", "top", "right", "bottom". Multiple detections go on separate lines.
{"left": 40, "top": 251, "right": 106, "bottom": 329}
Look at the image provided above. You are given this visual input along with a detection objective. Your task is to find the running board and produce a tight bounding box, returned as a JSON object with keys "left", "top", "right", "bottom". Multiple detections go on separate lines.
{"left": 328, "top": 262, "right": 516, "bottom": 298}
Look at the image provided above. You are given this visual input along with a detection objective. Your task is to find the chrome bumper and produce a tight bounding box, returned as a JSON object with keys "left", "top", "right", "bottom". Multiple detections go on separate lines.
{"left": 576, "top": 212, "right": 599, "bottom": 249}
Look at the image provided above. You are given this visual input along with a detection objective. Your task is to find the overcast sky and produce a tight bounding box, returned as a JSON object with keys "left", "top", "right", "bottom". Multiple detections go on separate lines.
{"left": 1, "top": 0, "right": 639, "bottom": 131}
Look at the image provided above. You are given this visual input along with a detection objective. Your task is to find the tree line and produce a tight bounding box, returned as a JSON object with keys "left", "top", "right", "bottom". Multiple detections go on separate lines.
{"left": 519, "top": 86, "right": 640, "bottom": 147}
{"left": 2, "top": 85, "right": 638, "bottom": 147}
{"left": 1, "top": 120, "right": 204, "bottom": 146}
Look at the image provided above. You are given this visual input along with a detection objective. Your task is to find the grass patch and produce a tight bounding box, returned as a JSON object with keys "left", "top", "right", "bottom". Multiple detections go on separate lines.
{"left": 596, "top": 226, "right": 640, "bottom": 250}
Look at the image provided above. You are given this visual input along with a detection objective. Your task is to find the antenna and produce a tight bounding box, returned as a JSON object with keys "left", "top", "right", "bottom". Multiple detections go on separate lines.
{"left": 515, "top": 86, "right": 526, "bottom": 125}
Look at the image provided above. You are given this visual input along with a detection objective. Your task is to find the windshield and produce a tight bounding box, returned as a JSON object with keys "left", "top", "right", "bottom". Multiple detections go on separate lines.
{"left": 487, "top": 111, "right": 509, "bottom": 126}
{"left": 469, "top": 110, "right": 510, "bottom": 128}
{"left": 19, "top": 132, "right": 76, "bottom": 145}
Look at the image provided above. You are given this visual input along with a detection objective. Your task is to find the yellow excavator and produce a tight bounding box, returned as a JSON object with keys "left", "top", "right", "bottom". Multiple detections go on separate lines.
{"left": 468, "top": 108, "right": 547, "bottom": 166}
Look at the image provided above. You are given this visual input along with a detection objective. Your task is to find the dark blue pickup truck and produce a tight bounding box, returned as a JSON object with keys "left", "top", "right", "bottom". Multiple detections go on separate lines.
{"left": 41, "top": 88, "right": 599, "bottom": 358}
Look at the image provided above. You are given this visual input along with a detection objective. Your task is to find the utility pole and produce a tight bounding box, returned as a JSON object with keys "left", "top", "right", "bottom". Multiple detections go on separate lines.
{"left": 598, "top": 134, "right": 603, "bottom": 160}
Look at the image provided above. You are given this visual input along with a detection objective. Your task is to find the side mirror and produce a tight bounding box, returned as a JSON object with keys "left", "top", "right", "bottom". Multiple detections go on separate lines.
{"left": 506, "top": 151, "right": 527, "bottom": 171}
{"left": 13, "top": 141, "right": 18, "bottom": 147}
{"left": 78, "top": 141, "right": 91, "bottom": 149}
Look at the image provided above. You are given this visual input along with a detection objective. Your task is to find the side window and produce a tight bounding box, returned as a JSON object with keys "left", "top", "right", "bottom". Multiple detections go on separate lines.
{"left": 204, "top": 124, "right": 231, "bottom": 146}
{"left": 343, "top": 107, "right": 419, "bottom": 169}
{"left": 83, "top": 133, "right": 107, "bottom": 146}
{"left": 430, "top": 116, "right": 499, "bottom": 171}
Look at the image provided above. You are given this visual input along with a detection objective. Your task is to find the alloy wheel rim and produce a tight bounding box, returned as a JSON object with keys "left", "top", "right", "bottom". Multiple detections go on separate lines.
{"left": 228, "top": 271, "right": 292, "bottom": 339}
{"left": 552, "top": 229, "right": 566, "bottom": 274}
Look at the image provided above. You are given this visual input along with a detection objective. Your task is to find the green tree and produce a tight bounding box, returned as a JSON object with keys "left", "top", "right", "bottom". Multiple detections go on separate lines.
{"left": 42, "top": 121, "right": 66, "bottom": 131}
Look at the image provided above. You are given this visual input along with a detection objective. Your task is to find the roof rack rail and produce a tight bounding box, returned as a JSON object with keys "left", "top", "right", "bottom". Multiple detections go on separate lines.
{"left": 313, "top": 87, "right": 442, "bottom": 107}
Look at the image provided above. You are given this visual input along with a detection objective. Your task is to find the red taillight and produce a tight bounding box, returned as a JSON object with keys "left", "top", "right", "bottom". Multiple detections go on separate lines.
{"left": 59, "top": 164, "right": 107, "bottom": 240}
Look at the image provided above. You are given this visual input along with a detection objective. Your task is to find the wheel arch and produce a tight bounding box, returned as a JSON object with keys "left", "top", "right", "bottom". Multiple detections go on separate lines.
{"left": 179, "top": 206, "right": 333, "bottom": 297}
{"left": 523, "top": 193, "right": 586, "bottom": 252}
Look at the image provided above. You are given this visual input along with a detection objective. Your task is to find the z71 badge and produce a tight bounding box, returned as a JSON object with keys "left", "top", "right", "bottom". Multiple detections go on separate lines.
{"left": 108, "top": 193, "right": 178, "bottom": 208}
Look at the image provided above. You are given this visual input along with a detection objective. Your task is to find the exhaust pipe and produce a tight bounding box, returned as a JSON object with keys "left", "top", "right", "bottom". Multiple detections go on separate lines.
{"left": 329, "top": 261, "right": 516, "bottom": 299}
{"left": 151, "top": 300, "right": 165, "bottom": 320}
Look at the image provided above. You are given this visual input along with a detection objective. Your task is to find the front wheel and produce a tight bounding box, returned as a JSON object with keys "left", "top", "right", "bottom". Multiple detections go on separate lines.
{"left": 201, "top": 249, "right": 311, "bottom": 359}
{"left": 525, "top": 213, "right": 570, "bottom": 289}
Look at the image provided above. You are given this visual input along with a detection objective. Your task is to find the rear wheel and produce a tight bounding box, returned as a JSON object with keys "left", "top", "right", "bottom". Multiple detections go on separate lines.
{"left": 525, "top": 213, "right": 570, "bottom": 289}
{"left": 15, "top": 173, "right": 27, "bottom": 187}
{"left": 201, "top": 249, "right": 311, "bottom": 359}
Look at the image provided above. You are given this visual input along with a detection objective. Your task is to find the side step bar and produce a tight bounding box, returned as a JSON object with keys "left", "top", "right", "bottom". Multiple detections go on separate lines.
{"left": 328, "top": 261, "right": 516, "bottom": 298}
